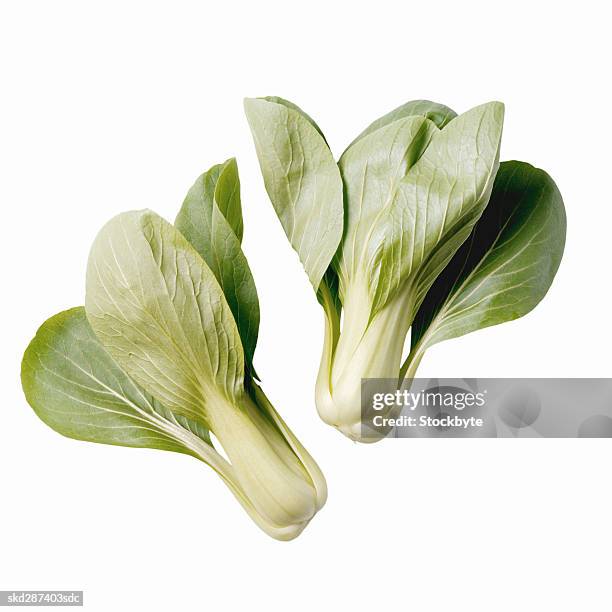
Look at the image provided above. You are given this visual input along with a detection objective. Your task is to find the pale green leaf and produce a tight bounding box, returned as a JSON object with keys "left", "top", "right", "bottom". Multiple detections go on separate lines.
{"left": 347, "top": 99, "right": 457, "bottom": 149}
{"left": 262, "top": 96, "right": 327, "bottom": 141}
{"left": 371, "top": 101, "right": 505, "bottom": 316}
{"left": 244, "top": 97, "right": 343, "bottom": 291}
{"left": 335, "top": 116, "right": 438, "bottom": 294}
{"left": 175, "top": 159, "right": 259, "bottom": 370}
{"left": 85, "top": 210, "right": 245, "bottom": 427}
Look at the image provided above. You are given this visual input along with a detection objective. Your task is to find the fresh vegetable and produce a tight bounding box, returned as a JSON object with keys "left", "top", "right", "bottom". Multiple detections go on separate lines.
{"left": 21, "top": 159, "right": 327, "bottom": 540}
{"left": 405, "top": 160, "right": 566, "bottom": 379}
{"left": 245, "top": 98, "right": 566, "bottom": 442}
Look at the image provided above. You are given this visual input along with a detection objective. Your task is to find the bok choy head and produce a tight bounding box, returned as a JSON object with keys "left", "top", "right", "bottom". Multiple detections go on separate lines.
{"left": 245, "top": 98, "right": 566, "bottom": 442}
{"left": 21, "top": 159, "right": 326, "bottom": 540}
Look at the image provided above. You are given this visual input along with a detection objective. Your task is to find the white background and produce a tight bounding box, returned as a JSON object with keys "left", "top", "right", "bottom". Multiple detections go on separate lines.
{"left": 1, "top": 1, "right": 611, "bottom": 610}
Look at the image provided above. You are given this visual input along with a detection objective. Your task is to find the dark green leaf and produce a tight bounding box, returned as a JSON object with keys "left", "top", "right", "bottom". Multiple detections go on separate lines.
{"left": 21, "top": 308, "right": 219, "bottom": 459}
{"left": 411, "top": 160, "right": 566, "bottom": 354}
{"left": 175, "top": 159, "right": 259, "bottom": 369}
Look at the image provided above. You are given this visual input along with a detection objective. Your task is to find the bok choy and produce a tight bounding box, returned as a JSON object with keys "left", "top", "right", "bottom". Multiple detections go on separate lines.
{"left": 21, "top": 159, "right": 327, "bottom": 540}
{"left": 245, "top": 98, "right": 566, "bottom": 442}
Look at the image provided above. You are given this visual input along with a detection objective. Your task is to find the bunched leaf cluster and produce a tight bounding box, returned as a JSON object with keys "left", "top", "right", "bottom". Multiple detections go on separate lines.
{"left": 21, "top": 97, "right": 566, "bottom": 540}
{"left": 245, "top": 97, "right": 566, "bottom": 441}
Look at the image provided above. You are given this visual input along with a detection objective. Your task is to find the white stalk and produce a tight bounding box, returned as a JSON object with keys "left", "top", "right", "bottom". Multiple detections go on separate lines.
{"left": 205, "top": 388, "right": 325, "bottom": 540}
{"left": 316, "top": 273, "right": 414, "bottom": 442}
